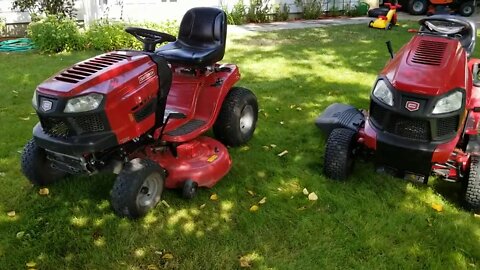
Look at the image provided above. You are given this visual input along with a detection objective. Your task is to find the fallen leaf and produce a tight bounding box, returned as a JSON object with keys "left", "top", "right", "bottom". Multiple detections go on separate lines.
{"left": 249, "top": 205, "right": 259, "bottom": 212}
{"left": 154, "top": 251, "right": 163, "bottom": 255}
{"left": 240, "top": 146, "right": 250, "bottom": 151}
{"left": 296, "top": 107, "right": 302, "bottom": 111}
{"left": 161, "top": 253, "right": 174, "bottom": 260}
{"left": 26, "top": 261, "right": 36, "bottom": 268}
{"left": 38, "top": 188, "right": 49, "bottom": 196}
{"left": 302, "top": 188, "right": 309, "bottom": 195}
{"left": 19, "top": 117, "right": 30, "bottom": 121}
{"left": 262, "top": 145, "right": 270, "bottom": 150}
{"left": 431, "top": 203, "right": 443, "bottom": 212}
{"left": 7, "top": 211, "right": 15, "bottom": 217}
{"left": 147, "top": 264, "right": 159, "bottom": 270}
{"left": 12, "top": 90, "right": 18, "bottom": 94}
{"left": 16, "top": 231, "right": 25, "bottom": 239}
{"left": 275, "top": 108, "right": 280, "bottom": 111}
{"left": 270, "top": 144, "right": 277, "bottom": 148}
{"left": 308, "top": 192, "right": 318, "bottom": 201}
{"left": 277, "top": 150, "right": 288, "bottom": 157}
{"left": 247, "top": 190, "right": 255, "bottom": 197}
{"left": 258, "top": 197, "right": 267, "bottom": 204}
{"left": 161, "top": 200, "right": 170, "bottom": 208}
{"left": 474, "top": 213, "right": 479, "bottom": 218}
{"left": 290, "top": 105, "right": 295, "bottom": 109}
{"left": 199, "top": 203, "right": 206, "bottom": 209}
{"left": 0, "top": 172, "right": 5, "bottom": 177}
{"left": 210, "top": 193, "right": 218, "bottom": 201}
{"left": 239, "top": 255, "right": 252, "bottom": 268}
{"left": 297, "top": 206, "right": 307, "bottom": 211}
{"left": 280, "top": 121, "right": 284, "bottom": 125}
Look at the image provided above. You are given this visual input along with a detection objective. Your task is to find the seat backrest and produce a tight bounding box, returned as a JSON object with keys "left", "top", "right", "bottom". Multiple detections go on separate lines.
{"left": 178, "top": 7, "right": 227, "bottom": 52}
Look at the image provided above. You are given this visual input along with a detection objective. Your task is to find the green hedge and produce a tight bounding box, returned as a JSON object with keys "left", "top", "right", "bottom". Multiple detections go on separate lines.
{"left": 27, "top": 15, "right": 178, "bottom": 53}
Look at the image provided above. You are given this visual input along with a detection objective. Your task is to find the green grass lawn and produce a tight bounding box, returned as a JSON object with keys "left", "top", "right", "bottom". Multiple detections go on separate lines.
{"left": 0, "top": 22, "right": 479, "bottom": 269}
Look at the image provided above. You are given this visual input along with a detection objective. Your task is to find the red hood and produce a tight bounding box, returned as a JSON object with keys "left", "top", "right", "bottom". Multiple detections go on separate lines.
{"left": 382, "top": 35, "right": 468, "bottom": 96}
{"left": 36, "top": 51, "right": 155, "bottom": 97}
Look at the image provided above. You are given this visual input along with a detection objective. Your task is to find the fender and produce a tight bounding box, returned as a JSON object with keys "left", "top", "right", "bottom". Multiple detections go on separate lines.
{"left": 315, "top": 103, "right": 365, "bottom": 137}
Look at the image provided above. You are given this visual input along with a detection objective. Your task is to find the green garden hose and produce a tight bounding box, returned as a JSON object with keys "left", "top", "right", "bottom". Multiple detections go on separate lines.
{"left": 0, "top": 38, "right": 34, "bottom": 52}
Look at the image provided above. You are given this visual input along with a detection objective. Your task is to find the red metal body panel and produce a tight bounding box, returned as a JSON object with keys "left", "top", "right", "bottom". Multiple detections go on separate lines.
{"left": 140, "top": 137, "right": 232, "bottom": 188}
{"left": 382, "top": 35, "right": 468, "bottom": 96}
{"left": 36, "top": 51, "right": 161, "bottom": 144}
{"left": 155, "top": 65, "right": 241, "bottom": 142}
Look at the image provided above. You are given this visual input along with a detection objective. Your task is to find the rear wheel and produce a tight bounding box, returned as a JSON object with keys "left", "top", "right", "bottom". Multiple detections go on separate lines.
{"left": 369, "top": 20, "right": 374, "bottom": 27}
{"left": 213, "top": 87, "right": 258, "bottom": 147}
{"left": 459, "top": 1, "right": 475, "bottom": 17}
{"left": 111, "top": 158, "right": 165, "bottom": 218}
{"left": 465, "top": 155, "right": 480, "bottom": 210}
{"left": 21, "top": 138, "right": 67, "bottom": 186}
{"left": 408, "top": 0, "right": 428, "bottom": 15}
{"left": 324, "top": 128, "right": 357, "bottom": 180}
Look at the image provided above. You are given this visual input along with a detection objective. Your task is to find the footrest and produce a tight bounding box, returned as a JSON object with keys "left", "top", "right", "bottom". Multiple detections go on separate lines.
{"left": 166, "top": 119, "right": 206, "bottom": 136}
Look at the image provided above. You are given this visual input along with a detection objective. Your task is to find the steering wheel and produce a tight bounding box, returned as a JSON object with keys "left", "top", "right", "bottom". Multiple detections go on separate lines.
{"left": 125, "top": 27, "right": 176, "bottom": 52}
{"left": 418, "top": 16, "right": 471, "bottom": 36}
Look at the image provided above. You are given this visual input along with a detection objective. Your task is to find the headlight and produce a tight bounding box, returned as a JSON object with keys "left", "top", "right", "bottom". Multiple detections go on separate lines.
{"left": 372, "top": 79, "right": 394, "bottom": 106}
{"left": 32, "top": 91, "right": 38, "bottom": 108}
{"left": 64, "top": 93, "right": 103, "bottom": 113}
{"left": 432, "top": 91, "right": 463, "bottom": 114}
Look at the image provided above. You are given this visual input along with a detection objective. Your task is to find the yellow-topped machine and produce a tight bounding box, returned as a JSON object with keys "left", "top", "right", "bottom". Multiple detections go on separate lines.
{"left": 369, "top": 2, "right": 402, "bottom": 30}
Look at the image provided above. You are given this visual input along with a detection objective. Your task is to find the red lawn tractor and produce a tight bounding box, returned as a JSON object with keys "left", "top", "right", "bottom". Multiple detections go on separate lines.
{"left": 21, "top": 7, "right": 258, "bottom": 218}
{"left": 407, "top": 0, "right": 475, "bottom": 16}
{"left": 316, "top": 16, "right": 480, "bottom": 210}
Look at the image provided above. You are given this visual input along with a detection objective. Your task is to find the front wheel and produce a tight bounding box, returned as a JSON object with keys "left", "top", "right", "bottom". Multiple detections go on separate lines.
{"left": 459, "top": 1, "right": 475, "bottom": 17}
{"left": 465, "top": 155, "right": 480, "bottom": 210}
{"left": 111, "top": 158, "right": 165, "bottom": 218}
{"left": 21, "top": 138, "right": 68, "bottom": 186}
{"left": 213, "top": 87, "right": 258, "bottom": 147}
{"left": 323, "top": 128, "right": 357, "bottom": 180}
{"left": 182, "top": 179, "right": 198, "bottom": 199}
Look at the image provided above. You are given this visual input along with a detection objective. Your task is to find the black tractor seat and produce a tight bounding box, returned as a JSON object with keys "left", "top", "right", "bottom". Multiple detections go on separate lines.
{"left": 156, "top": 7, "right": 227, "bottom": 67}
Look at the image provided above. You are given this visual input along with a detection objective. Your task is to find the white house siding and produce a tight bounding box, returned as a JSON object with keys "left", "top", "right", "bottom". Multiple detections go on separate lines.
{"left": 1, "top": 0, "right": 364, "bottom": 25}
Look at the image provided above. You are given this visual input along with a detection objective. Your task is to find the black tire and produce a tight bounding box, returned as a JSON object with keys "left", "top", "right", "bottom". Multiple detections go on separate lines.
{"left": 111, "top": 158, "right": 165, "bottom": 218}
{"left": 182, "top": 179, "right": 198, "bottom": 199}
{"left": 408, "top": 0, "right": 428, "bottom": 15}
{"left": 213, "top": 87, "right": 258, "bottom": 147}
{"left": 465, "top": 155, "right": 480, "bottom": 210}
{"left": 368, "top": 7, "right": 389, "bottom": 17}
{"left": 459, "top": 1, "right": 475, "bottom": 17}
{"left": 386, "top": 23, "right": 393, "bottom": 30}
{"left": 21, "top": 138, "right": 67, "bottom": 186}
{"left": 369, "top": 20, "right": 374, "bottom": 27}
{"left": 323, "top": 128, "right": 357, "bottom": 180}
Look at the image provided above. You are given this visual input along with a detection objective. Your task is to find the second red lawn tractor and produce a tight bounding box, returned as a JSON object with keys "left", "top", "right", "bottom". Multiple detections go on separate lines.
{"left": 21, "top": 7, "right": 258, "bottom": 218}
{"left": 316, "top": 15, "right": 480, "bottom": 210}
{"left": 407, "top": 0, "right": 475, "bottom": 16}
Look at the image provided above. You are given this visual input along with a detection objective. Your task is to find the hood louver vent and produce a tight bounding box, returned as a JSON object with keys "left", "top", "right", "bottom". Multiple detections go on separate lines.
{"left": 55, "top": 53, "right": 130, "bottom": 84}
{"left": 411, "top": 40, "right": 447, "bottom": 66}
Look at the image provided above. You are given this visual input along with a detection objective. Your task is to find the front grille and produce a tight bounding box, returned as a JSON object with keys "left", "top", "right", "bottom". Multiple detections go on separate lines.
{"left": 437, "top": 115, "right": 458, "bottom": 137}
{"left": 40, "top": 114, "right": 106, "bottom": 138}
{"left": 40, "top": 117, "right": 71, "bottom": 138}
{"left": 370, "top": 102, "right": 458, "bottom": 141}
{"left": 386, "top": 116, "right": 430, "bottom": 140}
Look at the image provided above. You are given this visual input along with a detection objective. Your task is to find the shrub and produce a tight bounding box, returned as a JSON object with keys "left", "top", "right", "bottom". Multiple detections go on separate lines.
{"left": 222, "top": 0, "right": 247, "bottom": 25}
{"left": 273, "top": 3, "right": 290, "bottom": 21}
{"left": 85, "top": 20, "right": 137, "bottom": 51}
{"left": 295, "top": 0, "right": 323, "bottom": 19}
{"left": 27, "top": 15, "right": 83, "bottom": 53}
{"left": 85, "top": 20, "right": 179, "bottom": 51}
{"left": 246, "top": 0, "right": 270, "bottom": 23}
